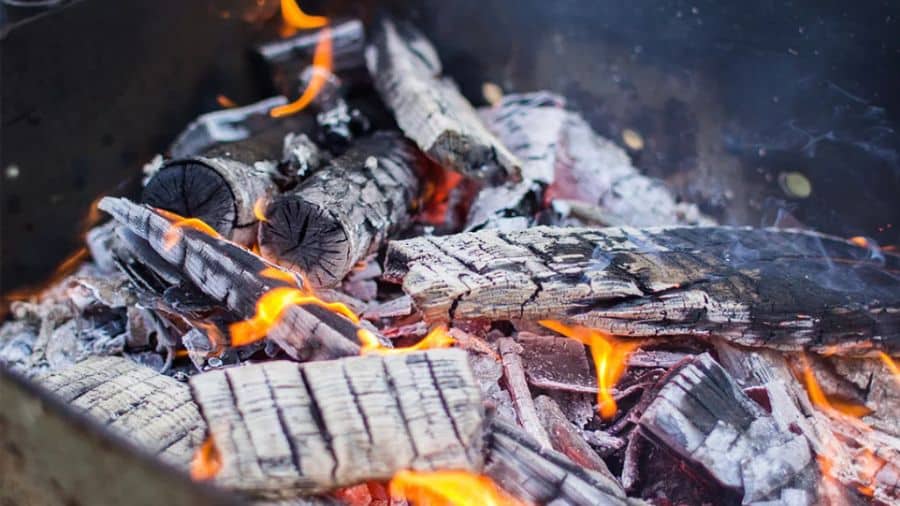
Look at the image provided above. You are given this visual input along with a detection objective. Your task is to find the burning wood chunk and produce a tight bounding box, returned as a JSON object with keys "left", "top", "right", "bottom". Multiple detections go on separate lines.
{"left": 384, "top": 226, "right": 900, "bottom": 355}
{"left": 475, "top": 92, "right": 712, "bottom": 229}
{"left": 142, "top": 157, "right": 279, "bottom": 246}
{"left": 365, "top": 18, "right": 520, "bottom": 183}
{"left": 189, "top": 349, "right": 484, "bottom": 498}
{"left": 35, "top": 356, "right": 206, "bottom": 468}
{"left": 485, "top": 418, "right": 632, "bottom": 505}
{"left": 98, "top": 197, "right": 363, "bottom": 361}
{"left": 258, "top": 132, "right": 423, "bottom": 287}
{"left": 533, "top": 395, "right": 618, "bottom": 481}
{"left": 638, "top": 353, "right": 817, "bottom": 503}
{"left": 516, "top": 332, "right": 595, "bottom": 393}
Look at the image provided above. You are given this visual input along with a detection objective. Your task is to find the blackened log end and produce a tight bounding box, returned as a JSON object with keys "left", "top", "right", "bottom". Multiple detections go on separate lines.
{"left": 141, "top": 160, "right": 236, "bottom": 236}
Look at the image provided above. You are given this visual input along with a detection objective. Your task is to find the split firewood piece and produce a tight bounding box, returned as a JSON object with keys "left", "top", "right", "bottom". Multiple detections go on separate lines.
{"left": 36, "top": 356, "right": 206, "bottom": 468}
{"left": 485, "top": 418, "right": 634, "bottom": 505}
{"left": 533, "top": 395, "right": 618, "bottom": 481}
{"left": 98, "top": 197, "right": 363, "bottom": 361}
{"left": 497, "top": 338, "right": 552, "bottom": 447}
{"left": 384, "top": 226, "right": 900, "bottom": 355}
{"left": 189, "top": 349, "right": 485, "bottom": 498}
{"left": 517, "top": 332, "right": 596, "bottom": 394}
{"left": 637, "top": 353, "right": 818, "bottom": 504}
{"left": 473, "top": 92, "right": 712, "bottom": 229}
{"left": 258, "top": 132, "right": 424, "bottom": 287}
{"left": 365, "top": 17, "right": 520, "bottom": 183}
{"left": 142, "top": 156, "right": 279, "bottom": 246}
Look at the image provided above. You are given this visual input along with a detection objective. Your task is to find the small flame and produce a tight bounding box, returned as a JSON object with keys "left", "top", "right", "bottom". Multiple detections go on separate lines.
{"left": 798, "top": 354, "right": 872, "bottom": 419}
{"left": 216, "top": 94, "right": 237, "bottom": 108}
{"left": 259, "top": 266, "right": 298, "bottom": 285}
{"left": 280, "top": 0, "right": 327, "bottom": 29}
{"left": 254, "top": 197, "right": 268, "bottom": 222}
{"left": 389, "top": 470, "right": 523, "bottom": 506}
{"left": 190, "top": 436, "right": 221, "bottom": 481}
{"left": 270, "top": 26, "right": 333, "bottom": 118}
{"left": 357, "top": 325, "right": 456, "bottom": 355}
{"left": 539, "top": 320, "right": 639, "bottom": 420}
{"left": 878, "top": 352, "right": 900, "bottom": 386}
{"left": 848, "top": 236, "right": 869, "bottom": 248}
{"left": 157, "top": 209, "right": 221, "bottom": 251}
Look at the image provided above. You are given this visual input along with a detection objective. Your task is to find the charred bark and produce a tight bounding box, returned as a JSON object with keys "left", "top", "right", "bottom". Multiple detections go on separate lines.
{"left": 189, "top": 350, "right": 484, "bottom": 498}
{"left": 35, "top": 356, "right": 206, "bottom": 468}
{"left": 384, "top": 226, "right": 900, "bottom": 355}
{"left": 258, "top": 132, "right": 423, "bottom": 287}
{"left": 485, "top": 418, "right": 633, "bottom": 505}
{"left": 99, "top": 197, "right": 366, "bottom": 361}
{"left": 365, "top": 17, "right": 520, "bottom": 183}
{"left": 142, "top": 156, "right": 279, "bottom": 246}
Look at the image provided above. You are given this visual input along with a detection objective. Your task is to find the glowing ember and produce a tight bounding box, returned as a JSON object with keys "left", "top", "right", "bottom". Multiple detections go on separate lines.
{"left": 357, "top": 325, "right": 455, "bottom": 355}
{"left": 270, "top": 27, "right": 333, "bottom": 118}
{"left": 216, "top": 94, "right": 237, "bottom": 108}
{"left": 157, "top": 209, "right": 221, "bottom": 251}
{"left": 418, "top": 165, "right": 465, "bottom": 226}
{"left": 389, "top": 470, "right": 523, "bottom": 506}
{"left": 229, "top": 285, "right": 358, "bottom": 347}
{"left": 539, "top": 320, "right": 639, "bottom": 420}
{"left": 190, "top": 436, "right": 221, "bottom": 481}
{"left": 280, "top": 0, "right": 327, "bottom": 29}
{"left": 848, "top": 236, "right": 869, "bottom": 248}
{"left": 878, "top": 352, "right": 900, "bottom": 386}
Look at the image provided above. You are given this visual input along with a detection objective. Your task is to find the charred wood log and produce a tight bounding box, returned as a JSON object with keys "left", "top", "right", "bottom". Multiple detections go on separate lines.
{"left": 258, "top": 132, "right": 423, "bottom": 287}
{"left": 533, "top": 395, "right": 618, "bottom": 481}
{"left": 142, "top": 156, "right": 279, "bottom": 246}
{"left": 384, "top": 226, "right": 900, "bottom": 355}
{"left": 485, "top": 418, "right": 634, "bottom": 505}
{"left": 365, "top": 18, "right": 520, "bottom": 183}
{"left": 99, "top": 197, "right": 365, "bottom": 361}
{"left": 35, "top": 356, "right": 206, "bottom": 468}
{"left": 638, "top": 353, "right": 817, "bottom": 504}
{"left": 189, "top": 350, "right": 484, "bottom": 498}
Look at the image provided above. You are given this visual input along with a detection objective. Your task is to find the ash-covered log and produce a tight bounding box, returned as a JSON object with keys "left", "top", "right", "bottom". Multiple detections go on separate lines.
{"left": 258, "top": 132, "right": 424, "bottom": 287}
{"left": 189, "top": 350, "right": 484, "bottom": 498}
{"left": 36, "top": 356, "right": 206, "bottom": 469}
{"left": 384, "top": 226, "right": 900, "bottom": 355}
{"left": 485, "top": 418, "right": 634, "bottom": 505}
{"left": 365, "top": 18, "right": 520, "bottom": 183}
{"left": 142, "top": 157, "right": 279, "bottom": 246}
{"left": 638, "top": 353, "right": 817, "bottom": 504}
{"left": 99, "top": 197, "right": 365, "bottom": 361}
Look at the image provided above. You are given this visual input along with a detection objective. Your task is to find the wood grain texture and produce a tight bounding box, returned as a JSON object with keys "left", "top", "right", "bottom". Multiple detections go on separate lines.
{"left": 189, "top": 349, "right": 484, "bottom": 498}
{"left": 99, "top": 197, "right": 364, "bottom": 361}
{"left": 385, "top": 225, "right": 900, "bottom": 356}
{"left": 365, "top": 17, "right": 520, "bottom": 183}
{"left": 258, "top": 132, "right": 423, "bottom": 287}
{"left": 35, "top": 356, "right": 206, "bottom": 468}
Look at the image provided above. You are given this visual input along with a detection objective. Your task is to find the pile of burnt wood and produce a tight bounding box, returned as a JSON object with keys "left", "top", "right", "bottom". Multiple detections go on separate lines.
{"left": 2, "top": 15, "right": 899, "bottom": 506}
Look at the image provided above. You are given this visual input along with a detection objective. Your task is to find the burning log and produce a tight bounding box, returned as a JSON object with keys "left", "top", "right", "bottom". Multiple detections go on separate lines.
{"left": 470, "top": 92, "right": 711, "bottom": 230}
{"left": 384, "top": 226, "right": 900, "bottom": 355}
{"left": 36, "top": 356, "right": 206, "bottom": 468}
{"left": 98, "top": 197, "right": 365, "bottom": 361}
{"left": 484, "top": 418, "right": 633, "bottom": 505}
{"left": 142, "top": 157, "right": 279, "bottom": 246}
{"left": 258, "top": 132, "right": 424, "bottom": 287}
{"left": 365, "top": 18, "right": 520, "bottom": 183}
{"left": 637, "top": 353, "right": 817, "bottom": 503}
{"left": 188, "top": 350, "right": 484, "bottom": 498}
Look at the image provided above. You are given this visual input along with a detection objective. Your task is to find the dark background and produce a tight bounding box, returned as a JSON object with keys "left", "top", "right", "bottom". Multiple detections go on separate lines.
{"left": 2, "top": 0, "right": 899, "bottom": 293}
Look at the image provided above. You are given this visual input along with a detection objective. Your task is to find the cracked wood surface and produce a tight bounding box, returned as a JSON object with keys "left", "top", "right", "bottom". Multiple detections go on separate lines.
{"left": 365, "top": 17, "right": 520, "bottom": 183}
{"left": 189, "top": 349, "right": 484, "bottom": 498}
{"left": 385, "top": 225, "right": 900, "bottom": 356}
{"left": 258, "top": 132, "right": 423, "bottom": 287}
{"left": 485, "top": 418, "right": 636, "bottom": 505}
{"left": 99, "top": 197, "right": 363, "bottom": 361}
{"left": 35, "top": 356, "right": 206, "bottom": 469}
{"left": 638, "top": 353, "right": 817, "bottom": 504}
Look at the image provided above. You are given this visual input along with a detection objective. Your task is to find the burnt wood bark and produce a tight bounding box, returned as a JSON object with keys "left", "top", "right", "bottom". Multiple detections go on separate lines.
{"left": 365, "top": 17, "right": 520, "bottom": 183}
{"left": 142, "top": 156, "right": 279, "bottom": 246}
{"left": 98, "top": 197, "right": 366, "bottom": 361}
{"left": 485, "top": 418, "right": 634, "bottom": 505}
{"left": 189, "top": 350, "right": 484, "bottom": 499}
{"left": 384, "top": 226, "right": 900, "bottom": 355}
{"left": 258, "top": 132, "right": 423, "bottom": 287}
{"left": 638, "top": 353, "right": 817, "bottom": 504}
{"left": 35, "top": 356, "right": 206, "bottom": 469}
{"left": 473, "top": 92, "right": 712, "bottom": 229}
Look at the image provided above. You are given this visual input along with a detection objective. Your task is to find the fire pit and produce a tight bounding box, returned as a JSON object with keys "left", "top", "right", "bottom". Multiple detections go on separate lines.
{"left": 2, "top": 1, "right": 899, "bottom": 505}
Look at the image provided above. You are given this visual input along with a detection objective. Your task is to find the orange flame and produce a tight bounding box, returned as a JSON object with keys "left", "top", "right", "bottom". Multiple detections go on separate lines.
{"left": 798, "top": 354, "right": 872, "bottom": 419}
{"left": 419, "top": 165, "right": 465, "bottom": 226}
{"left": 848, "top": 236, "right": 869, "bottom": 248}
{"left": 539, "top": 320, "right": 639, "bottom": 420}
{"left": 280, "top": 0, "right": 327, "bottom": 29}
{"left": 270, "top": 26, "right": 333, "bottom": 118}
{"left": 254, "top": 197, "right": 268, "bottom": 222}
{"left": 216, "top": 94, "right": 237, "bottom": 108}
{"left": 259, "top": 266, "right": 298, "bottom": 285}
{"left": 190, "top": 436, "right": 221, "bottom": 481}
{"left": 878, "top": 352, "right": 900, "bottom": 386}
{"left": 389, "top": 470, "right": 524, "bottom": 506}
{"left": 157, "top": 209, "right": 221, "bottom": 251}
{"left": 357, "top": 325, "right": 456, "bottom": 355}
